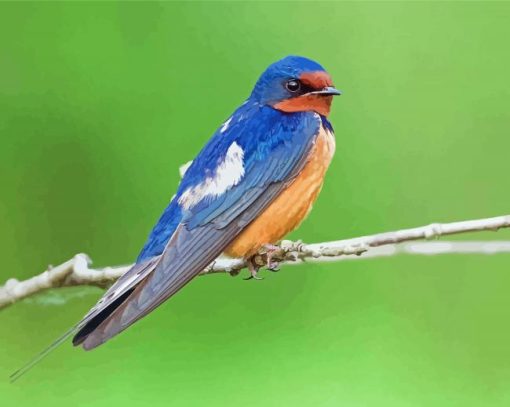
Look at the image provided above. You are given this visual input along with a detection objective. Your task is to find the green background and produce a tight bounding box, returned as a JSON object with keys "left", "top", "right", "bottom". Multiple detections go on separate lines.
{"left": 1, "top": 1, "right": 510, "bottom": 406}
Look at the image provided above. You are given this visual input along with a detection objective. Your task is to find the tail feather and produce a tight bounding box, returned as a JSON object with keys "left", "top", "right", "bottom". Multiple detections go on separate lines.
{"left": 72, "top": 288, "right": 135, "bottom": 346}
{"left": 9, "top": 327, "right": 77, "bottom": 383}
{"left": 10, "top": 256, "right": 160, "bottom": 382}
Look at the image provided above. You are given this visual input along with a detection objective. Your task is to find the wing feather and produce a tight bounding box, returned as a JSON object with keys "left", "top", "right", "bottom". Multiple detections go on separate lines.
{"left": 81, "top": 183, "right": 288, "bottom": 349}
{"left": 78, "top": 108, "right": 322, "bottom": 349}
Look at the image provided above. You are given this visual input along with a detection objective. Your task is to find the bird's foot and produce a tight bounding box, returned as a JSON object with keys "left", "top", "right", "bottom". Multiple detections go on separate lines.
{"left": 263, "top": 243, "right": 281, "bottom": 272}
{"left": 244, "top": 258, "right": 263, "bottom": 280}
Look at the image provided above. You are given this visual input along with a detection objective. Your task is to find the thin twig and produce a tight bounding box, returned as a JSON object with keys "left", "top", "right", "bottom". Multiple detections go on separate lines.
{"left": 1, "top": 214, "right": 509, "bottom": 310}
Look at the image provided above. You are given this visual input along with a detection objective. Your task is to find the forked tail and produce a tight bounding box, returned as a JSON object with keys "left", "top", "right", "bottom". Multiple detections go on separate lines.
{"left": 9, "top": 327, "right": 77, "bottom": 383}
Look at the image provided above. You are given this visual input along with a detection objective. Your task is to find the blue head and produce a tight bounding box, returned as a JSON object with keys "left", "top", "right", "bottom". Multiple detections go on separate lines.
{"left": 250, "top": 56, "right": 341, "bottom": 117}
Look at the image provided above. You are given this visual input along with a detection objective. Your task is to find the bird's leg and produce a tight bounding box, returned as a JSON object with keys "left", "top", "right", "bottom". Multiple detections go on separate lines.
{"left": 244, "top": 257, "right": 263, "bottom": 280}
{"left": 263, "top": 243, "right": 281, "bottom": 272}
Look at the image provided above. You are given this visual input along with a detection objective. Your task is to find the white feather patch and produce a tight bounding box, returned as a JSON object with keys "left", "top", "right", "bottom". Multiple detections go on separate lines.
{"left": 220, "top": 116, "right": 233, "bottom": 133}
{"left": 179, "top": 160, "right": 193, "bottom": 178}
{"left": 178, "top": 142, "right": 245, "bottom": 210}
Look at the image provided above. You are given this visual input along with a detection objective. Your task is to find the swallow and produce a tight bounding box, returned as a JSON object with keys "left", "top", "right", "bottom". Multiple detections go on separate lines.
{"left": 11, "top": 55, "right": 341, "bottom": 380}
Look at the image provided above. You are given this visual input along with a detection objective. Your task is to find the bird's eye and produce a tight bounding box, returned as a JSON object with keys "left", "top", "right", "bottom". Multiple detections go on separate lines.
{"left": 285, "top": 79, "right": 301, "bottom": 93}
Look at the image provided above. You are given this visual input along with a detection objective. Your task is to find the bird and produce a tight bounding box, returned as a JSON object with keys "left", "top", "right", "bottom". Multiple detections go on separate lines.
{"left": 11, "top": 55, "right": 341, "bottom": 380}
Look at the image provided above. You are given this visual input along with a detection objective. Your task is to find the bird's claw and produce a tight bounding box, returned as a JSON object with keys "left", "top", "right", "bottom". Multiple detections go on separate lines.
{"left": 244, "top": 274, "right": 263, "bottom": 281}
{"left": 244, "top": 244, "right": 281, "bottom": 279}
{"left": 267, "top": 263, "right": 280, "bottom": 272}
{"left": 263, "top": 244, "right": 281, "bottom": 272}
{"left": 245, "top": 258, "right": 263, "bottom": 281}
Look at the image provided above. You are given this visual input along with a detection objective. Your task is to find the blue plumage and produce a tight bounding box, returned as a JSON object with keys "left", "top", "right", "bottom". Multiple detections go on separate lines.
{"left": 251, "top": 56, "right": 326, "bottom": 103}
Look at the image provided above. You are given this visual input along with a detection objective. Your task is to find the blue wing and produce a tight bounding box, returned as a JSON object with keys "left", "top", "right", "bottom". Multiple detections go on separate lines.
{"left": 138, "top": 101, "right": 321, "bottom": 261}
{"left": 74, "top": 102, "right": 323, "bottom": 349}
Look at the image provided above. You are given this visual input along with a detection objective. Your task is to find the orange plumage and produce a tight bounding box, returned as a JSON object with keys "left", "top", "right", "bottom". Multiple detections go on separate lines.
{"left": 225, "top": 122, "right": 335, "bottom": 258}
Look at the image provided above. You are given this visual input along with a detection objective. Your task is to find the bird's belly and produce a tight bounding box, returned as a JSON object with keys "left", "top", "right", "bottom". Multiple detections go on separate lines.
{"left": 225, "top": 124, "right": 335, "bottom": 258}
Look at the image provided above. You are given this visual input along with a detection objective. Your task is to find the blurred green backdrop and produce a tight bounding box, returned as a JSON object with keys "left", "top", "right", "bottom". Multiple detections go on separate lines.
{"left": 1, "top": 1, "right": 510, "bottom": 406}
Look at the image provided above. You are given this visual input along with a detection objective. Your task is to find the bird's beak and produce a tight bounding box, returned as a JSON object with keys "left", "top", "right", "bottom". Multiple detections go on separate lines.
{"left": 308, "top": 86, "right": 342, "bottom": 96}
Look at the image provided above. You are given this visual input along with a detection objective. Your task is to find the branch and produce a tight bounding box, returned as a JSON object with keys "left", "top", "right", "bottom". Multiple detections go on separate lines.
{"left": 1, "top": 214, "right": 509, "bottom": 310}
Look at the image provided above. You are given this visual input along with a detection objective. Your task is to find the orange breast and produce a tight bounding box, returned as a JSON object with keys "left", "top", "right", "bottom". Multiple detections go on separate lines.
{"left": 225, "top": 122, "right": 336, "bottom": 258}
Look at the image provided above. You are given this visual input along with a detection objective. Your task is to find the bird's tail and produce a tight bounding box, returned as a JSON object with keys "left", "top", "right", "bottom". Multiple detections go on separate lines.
{"left": 9, "top": 326, "right": 77, "bottom": 383}
{"left": 10, "top": 257, "right": 162, "bottom": 382}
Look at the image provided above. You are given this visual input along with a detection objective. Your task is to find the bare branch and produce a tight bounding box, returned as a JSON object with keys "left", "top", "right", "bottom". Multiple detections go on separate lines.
{"left": 1, "top": 214, "right": 509, "bottom": 310}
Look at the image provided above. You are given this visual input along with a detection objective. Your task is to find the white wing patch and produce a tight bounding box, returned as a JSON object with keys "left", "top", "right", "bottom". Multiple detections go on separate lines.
{"left": 220, "top": 116, "right": 233, "bottom": 133}
{"left": 178, "top": 142, "right": 245, "bottom": 210}
{"left": 179, "top": 160, "right": 193, "bottom": 177}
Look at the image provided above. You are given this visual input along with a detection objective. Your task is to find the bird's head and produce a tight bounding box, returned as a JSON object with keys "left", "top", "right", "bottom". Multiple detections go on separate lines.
{"left": 250, "top": 55, "right": 341, "bottom": 117}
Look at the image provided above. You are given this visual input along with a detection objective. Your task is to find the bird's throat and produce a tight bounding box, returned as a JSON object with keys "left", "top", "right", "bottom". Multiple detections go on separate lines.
{"left": 274, "top": 94, "right": 333, "bottom": 117}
